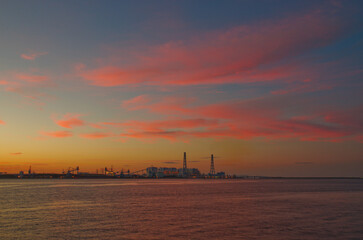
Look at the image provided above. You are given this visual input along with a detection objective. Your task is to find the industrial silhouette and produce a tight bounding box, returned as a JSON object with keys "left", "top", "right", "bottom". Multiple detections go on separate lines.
{"left": 2, "top": 152, "right": 229, "bottom": 179}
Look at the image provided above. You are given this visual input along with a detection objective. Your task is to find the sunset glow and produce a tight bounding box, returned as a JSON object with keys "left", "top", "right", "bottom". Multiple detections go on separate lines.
{"left": 0, "top": 0, "right": 362, "bottom": 176}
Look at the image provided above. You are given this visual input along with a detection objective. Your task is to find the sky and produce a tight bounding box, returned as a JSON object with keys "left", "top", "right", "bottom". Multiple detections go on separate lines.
{"left": 0, "top": 0, "right": 362, "bottom": 176}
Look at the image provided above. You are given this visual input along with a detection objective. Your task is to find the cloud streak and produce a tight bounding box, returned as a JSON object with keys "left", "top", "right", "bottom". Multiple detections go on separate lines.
{"left": 15, "top": 73, "right": 49, "bottom": 83}
{"left": 0, "top": 70, "right": 53, "bottom": 106}
{"left": 77, "top": 10, "right": 346, "bottom": 87}
{"left": 21, "top": 51, "right": 48, "bottom": 60}
{"left": 40, "top": 131, "right": 73, "bottom": 138}
{"left": 115, "top": 94, "right": 363, "bottom": 142}
{"left": 10, "top": 152, "right": 23, "bottom": 155}
{"left": 53, "top": 114, "right": 86, "bottom": 129}
{"left": 79, "top": 132, "right": 114, "bottom": 139}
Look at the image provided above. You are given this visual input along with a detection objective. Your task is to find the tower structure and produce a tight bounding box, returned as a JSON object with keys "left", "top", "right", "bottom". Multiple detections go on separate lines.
{"left": 210, "top": 154, "right": 215, "bottom": 176}
{"left": 183, "top": 152, "right": 187, "bottom": 177}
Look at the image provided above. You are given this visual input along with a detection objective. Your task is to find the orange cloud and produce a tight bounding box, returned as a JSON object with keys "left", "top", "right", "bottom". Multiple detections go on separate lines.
{"left": 41, "top": 131, "right": 73, "bottom": 138}
{"left": 20, "top": 51, "right": 48, "bottom": 60}
{"left": 0, "top": 120, "right": 5, "bottom": 125}
{"left": 53, "top": 114, "right": 86, "bottom": 129}
{"left": 79, "top": 132, "right": 113, "bottom": 139}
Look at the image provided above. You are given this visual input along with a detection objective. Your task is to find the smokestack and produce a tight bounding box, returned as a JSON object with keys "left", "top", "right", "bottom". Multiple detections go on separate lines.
{"left": 210, "top": 154, "right": 215, "bottom": 175}
{"left": 183, "top": 152, "right": 187, "bottom": 176}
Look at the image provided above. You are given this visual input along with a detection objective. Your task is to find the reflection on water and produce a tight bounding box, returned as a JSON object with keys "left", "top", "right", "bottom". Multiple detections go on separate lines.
{"left": 1, "top": 179, "right": 363, "bottom": 239}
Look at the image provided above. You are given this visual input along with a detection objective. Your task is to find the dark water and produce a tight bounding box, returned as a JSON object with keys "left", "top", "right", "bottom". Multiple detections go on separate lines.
{"left": 1, "top": 179, "right": 363, "bottom": 240}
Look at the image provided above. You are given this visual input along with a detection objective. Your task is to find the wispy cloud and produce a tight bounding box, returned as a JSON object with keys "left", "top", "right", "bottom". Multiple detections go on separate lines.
{"left": 0, "top": 70, "right": 53, "bottom": 107}
{"left": 122, "top": 95, "right": 151, "bottom": 110}
{"left": 53, "top": 113, "right": 86, "bottom": 129}
{"left": 113, "top": 94, "right": 363, "bottom": 142}
{"left": 21, "top": 51, "right": 48, "bottom": 60}
{"left": 10, "top": 152, "right": 23, "bottom": 155}
{"left": 79, "top": 132, "right": 114, "bottom": 139}
{"left": 77, "top": 10, "right": 346, "bottom": 87}
{"left": 40, "top": 131, "right": 73, "bottom": 138}
{"left": 52, "top": 113, "right": 108, "bottom": 130}
{"left": 15, "top": 73, "right": 49, "bottom": 83}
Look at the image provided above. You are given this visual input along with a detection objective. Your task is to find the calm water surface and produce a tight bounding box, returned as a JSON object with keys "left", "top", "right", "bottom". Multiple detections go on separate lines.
{"left": 1, "top": 179, "right": 363, "bottom": 239}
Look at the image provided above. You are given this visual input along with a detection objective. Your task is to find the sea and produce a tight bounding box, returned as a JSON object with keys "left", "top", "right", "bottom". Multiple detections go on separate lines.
{"left": 0, "top": 179, "right": 363, "bottom": 240}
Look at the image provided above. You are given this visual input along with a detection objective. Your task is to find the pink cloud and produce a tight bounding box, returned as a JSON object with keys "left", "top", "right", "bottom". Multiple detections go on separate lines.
{"left": 120, "top": 118, "right": 219, "bottom": 132}
{"left": 355, "top": 135, "right": 363, "bottom": 143}
{"left": 15, "top": 73, "right": 49, "bottom": 83}
{"left": 88, "top": 123, "right": 107, "bottom": 129}
{"left": 271, "top": 78, "right": 336, "bottom": 95}
{"left": 120, "top": 130, "right": 185, "bottom": 141}
{"left": 77, "top": 10, "right": 345, "bottom": 87}
{"left": 41, "top": 131, "right": 73, "bottom": 138}
{"left": 66, "top": 6, "right": 359, "bottom": 143}
{"left": 65, "top": 91, "right": 360, "bottom": 142}
{"left": 53, "top": 114, "right": 86, "bottom": 129}
{"left": 122, "top": 95, "right": 194, "bottom": 115}
{"left": 0, "top": 80, "right": 9, "bottom": 85}
{"left": 52, "top": 114, "right": 107, "bottom": 129}
{"left": 20, "top": 51, "right": 48, "bottom": 60}
{"left": 102, "top": 117, "right": 222, "bottom": 141}
{"left": 122, "top": 95, "right": 151, "bottom": 110}
{"left": 323, "top": 106, "right": 363, "bottom": 129}
{"left": 0, "top": 120, "right": 5, "bottom": 125}
{"left": 147, "top": 96, "right": 195, "bottom": 115}
{"left": 79, "top": 132, "right": 114, "bottom": 139}
{"left": 115, "top": 93, "right": 363, "bottom": 142}
{"left": 0, "top": 71, "right": 53, "bottom": 107}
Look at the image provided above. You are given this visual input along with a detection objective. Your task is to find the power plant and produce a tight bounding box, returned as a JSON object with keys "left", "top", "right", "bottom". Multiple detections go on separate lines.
{"left": 145, "top": 152, "right": 225, "bottom": 178}
{"left": 146, "top": 152, "right": 201, "bottom": 178}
